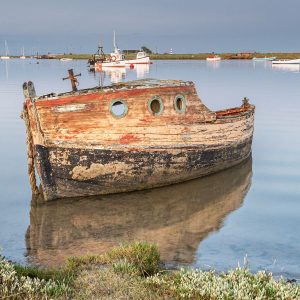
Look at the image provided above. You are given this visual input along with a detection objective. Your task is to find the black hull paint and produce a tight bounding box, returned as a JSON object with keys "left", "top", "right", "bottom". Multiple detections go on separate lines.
{"left": 35, "top": 138, "right": 252, "bottom": 200}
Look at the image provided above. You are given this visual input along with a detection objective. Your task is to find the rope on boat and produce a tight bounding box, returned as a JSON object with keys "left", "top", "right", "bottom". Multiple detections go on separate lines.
{"left": 21, "top": 106, "right": 39, "bottom": 195}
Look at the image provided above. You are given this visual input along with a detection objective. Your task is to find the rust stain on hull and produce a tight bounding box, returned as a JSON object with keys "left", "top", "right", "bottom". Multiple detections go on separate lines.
{"left": 22, "top": 79, "right": 255, "bottom": 201}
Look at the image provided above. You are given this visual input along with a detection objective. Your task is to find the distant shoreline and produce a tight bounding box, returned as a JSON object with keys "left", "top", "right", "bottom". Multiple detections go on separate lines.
{"left": 7, "top": 52, "right": 300, "bottom": 60}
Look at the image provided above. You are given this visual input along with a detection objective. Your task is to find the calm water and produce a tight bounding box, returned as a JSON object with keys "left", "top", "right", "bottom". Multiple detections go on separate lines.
{"left": 0, "top": 59, "right": 299, "bottom": 279}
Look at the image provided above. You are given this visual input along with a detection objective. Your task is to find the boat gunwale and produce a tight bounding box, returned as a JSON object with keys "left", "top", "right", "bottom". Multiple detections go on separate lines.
{"left": 216, "top": 105, "right": 255, "bottom": 118}
{"left": 35, "top": 79, "right": 194, "bottom": 101}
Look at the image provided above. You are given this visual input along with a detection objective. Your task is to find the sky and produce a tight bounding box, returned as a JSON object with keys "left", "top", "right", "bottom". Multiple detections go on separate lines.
{"left": 1, "top": 0, "right": 300, "bottom": 55}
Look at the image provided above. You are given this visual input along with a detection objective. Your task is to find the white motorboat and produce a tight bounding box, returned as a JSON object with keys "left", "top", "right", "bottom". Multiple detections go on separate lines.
{"left": 125, "top": 51, "right": 151, "bottom": 65}
{"left": 60, "top": 58, "right": 73, "bottom": 61}
{"left": 272, "top": 59, "right": 300, "bottom": 64}
{"left": 206, "top": 55, "right": 221, "bottom": 61}
{"left": 253, "top": 56, "right": 276, "bottom": 61}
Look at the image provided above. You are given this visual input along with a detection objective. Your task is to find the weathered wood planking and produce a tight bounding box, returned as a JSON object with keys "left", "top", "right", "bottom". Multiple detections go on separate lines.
{"left": 23, "top": 79, "right": 255, "bottom": 200}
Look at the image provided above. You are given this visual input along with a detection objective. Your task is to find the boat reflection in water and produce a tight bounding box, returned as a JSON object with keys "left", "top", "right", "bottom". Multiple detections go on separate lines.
{"left": 26, "top": 157, "right": 252, "bottom": 267}
{"left": 272, "top": 64, "right": 300, "bottom": 73}
{"left": 134, "top": 64, "right": 150, "bottom": 79}
{"left": 206, "top": 60, "right": 221, "bottom": 69}
{"left": 92, "top": 64, "right": 150, "bottom": 84}
{"left": 101, "top": 67, "right": 126, "bottom": 83}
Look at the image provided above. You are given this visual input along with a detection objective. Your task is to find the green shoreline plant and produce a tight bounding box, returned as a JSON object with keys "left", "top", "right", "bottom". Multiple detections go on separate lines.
{"left": 1, "top": 242, "right": 299, "bottom": 299}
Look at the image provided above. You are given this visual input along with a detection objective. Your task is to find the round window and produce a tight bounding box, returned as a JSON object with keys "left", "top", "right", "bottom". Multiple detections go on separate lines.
{"left": 110, "top": 99, "right": 128, "bottom": 118}
{"left": 148, "top": 96, "right": 164, "bottom": 116}
{"left": 174, "top": 94, "right": 187, "bottom": 113}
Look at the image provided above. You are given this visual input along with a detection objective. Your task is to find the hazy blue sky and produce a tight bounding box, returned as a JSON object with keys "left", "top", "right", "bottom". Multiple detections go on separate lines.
{"left": 1, "top": 0, "right": 299, "bottom": 54}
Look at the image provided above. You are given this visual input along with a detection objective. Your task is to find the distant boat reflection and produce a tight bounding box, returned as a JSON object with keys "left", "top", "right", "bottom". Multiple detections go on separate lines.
{"left": 134, "top": 64, "right": 150, "bottom": 79}
{"left": 206, "top": 60, "right": 221, "bottom": 69}
{"left": 26, "top": 157, "right": 252, "bottom": 267}
{"left": 272, "top": 64, "right": 300, "bottom": 73}
{"left": 101, "top": 67, "right": 126, "bottom": 83}
{"left": 0, "top": 60, "right": 9, "bottom": 79}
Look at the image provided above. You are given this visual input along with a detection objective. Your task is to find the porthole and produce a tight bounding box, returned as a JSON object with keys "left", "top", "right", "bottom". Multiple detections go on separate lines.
{"left": 110, "top": 99, "right": 128, "bottom": 118}
{"left": 174, "top": 94, "right": 187, "bottom": 114}
{"left": 148, "top": 96, "right": 164, "bottom": 116}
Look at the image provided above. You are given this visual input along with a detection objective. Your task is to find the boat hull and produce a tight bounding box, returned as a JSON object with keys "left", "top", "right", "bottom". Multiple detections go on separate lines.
{"left": 95, "top": 61, "right": 126, "bottom": 70}
{"left": 125, "top": 57, "right": 151, "bottom": 64}
{"left": 253, "top": 57, "right": 276, "bottom": 61}
{"left": 34, "top": 136, "right": 252, "bottom": 200}
{"left": 206, "top": 57, "right": 221, "bottom": 61}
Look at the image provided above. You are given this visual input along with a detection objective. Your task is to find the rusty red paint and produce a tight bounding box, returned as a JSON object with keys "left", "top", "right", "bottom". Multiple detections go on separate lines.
{"left": 119, "top": 134, "right": 141, "bottom": 145}
{"left": 35, "top": 86, "right": 191, "bottom": 108}
{"left": 216, "top": 107, "right": 248, "bottom": 117}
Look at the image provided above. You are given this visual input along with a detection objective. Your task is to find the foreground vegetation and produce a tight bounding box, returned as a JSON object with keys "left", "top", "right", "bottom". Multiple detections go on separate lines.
{"left": 1, "top": 242, "right": 299, "bottom": 299}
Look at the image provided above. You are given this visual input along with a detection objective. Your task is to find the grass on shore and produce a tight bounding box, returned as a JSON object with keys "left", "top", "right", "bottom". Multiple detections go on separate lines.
{"left": 1, "top": 242, "right": 300, "bottom": 299}
{"left": 45, "top": 52, "right": 300, "bottom": 60}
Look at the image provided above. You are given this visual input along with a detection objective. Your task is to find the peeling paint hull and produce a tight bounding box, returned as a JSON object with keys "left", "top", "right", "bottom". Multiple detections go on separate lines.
{"left": 22, "top": 79, "right": 255, "bottom": 201}
{"left": 35, "top": 138, "right": 252, "bottom": 200}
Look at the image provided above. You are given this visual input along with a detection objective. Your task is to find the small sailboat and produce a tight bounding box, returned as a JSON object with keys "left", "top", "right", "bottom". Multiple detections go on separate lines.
{"left": 0, "top": 41, "right": 10, "bottom": 60}
{"left": 20, "top": 47, "right": 26, "bottom": 59}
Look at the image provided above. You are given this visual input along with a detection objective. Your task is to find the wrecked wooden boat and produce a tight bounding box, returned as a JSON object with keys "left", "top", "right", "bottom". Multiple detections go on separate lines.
{"left": 22, "top": 77, "right": 255, "bottom": 201}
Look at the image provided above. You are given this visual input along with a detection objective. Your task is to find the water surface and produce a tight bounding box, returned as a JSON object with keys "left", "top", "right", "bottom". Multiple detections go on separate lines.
{"left": 0, "top": 59, "right": 299, "bottom": 280}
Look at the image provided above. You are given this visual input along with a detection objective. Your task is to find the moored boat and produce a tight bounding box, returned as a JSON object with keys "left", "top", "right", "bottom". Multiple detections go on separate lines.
{"left": 125, "top": 51, "right": 151, "bottom": 65}
{"left": 60, "top": 58, "right": 73, "bottom": 61}
{"left": 22, "top": 78, "right": 255, "bottom": 201}
{"left": 206, "top": 55, "right": 221, "bottom": 61}
{"left": 272, "top": 58, "right": 300, "bottom": 64}
{"left": 91, "top": 33, "right": 126, "bottom": 70}
{"left": 94, "top": 60, "right": 126, "bottom": 70}
{"left": 90, "top": 32, "right": 151, "bottom": 69}
{"left": 93, "top": 45, "right": 126, "bottom": 70}
{"left": 253, "top": 56, "right": 276, "bottom": 61}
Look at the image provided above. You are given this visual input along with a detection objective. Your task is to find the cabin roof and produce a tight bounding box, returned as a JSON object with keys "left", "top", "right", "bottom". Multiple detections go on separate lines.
{"left": 38, "top": 79, "right": 194, "bottom": 100}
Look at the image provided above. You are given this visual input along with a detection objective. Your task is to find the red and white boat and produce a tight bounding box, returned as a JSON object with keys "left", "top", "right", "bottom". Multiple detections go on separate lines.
{"left": 95, "top": 60, "right": 126, "bottom": 71}
{"left": 94, "top": 33, "right": 126, "bottom": 70}
{"left": 206, "top": 55, "right": 221, "bottom": 61}
{"left": 94, "top": 48, "right": 126, "bottom": 70}
{"left": 93, "top": 32, "right": 152, "bottom": 70}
